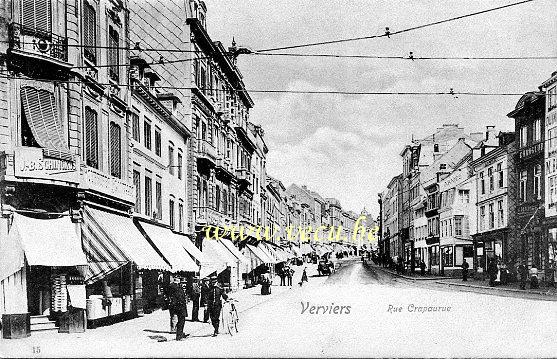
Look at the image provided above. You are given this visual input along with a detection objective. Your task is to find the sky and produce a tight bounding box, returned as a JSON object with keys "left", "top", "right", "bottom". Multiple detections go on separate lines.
{"left": 205, "top": 0, "right": 557, "bottom": 216}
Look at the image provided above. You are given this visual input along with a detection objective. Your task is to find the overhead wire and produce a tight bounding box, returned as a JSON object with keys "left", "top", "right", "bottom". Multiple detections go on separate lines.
{"left": 255, "top": 0, "right": 538, "bottom": 52}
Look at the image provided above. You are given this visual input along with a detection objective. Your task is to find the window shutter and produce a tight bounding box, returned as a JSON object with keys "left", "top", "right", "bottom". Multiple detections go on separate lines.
{"left": 109, "top": 122, "right": 121, "bottom": 178}
{"left": 21, "top": 0, "right": 51, "bottom": 33}
{"left": 85, "top": 107, "right": 98, "bottom": 168}
{"left": 84, "top": 3, "right": 96, "bottom": 63}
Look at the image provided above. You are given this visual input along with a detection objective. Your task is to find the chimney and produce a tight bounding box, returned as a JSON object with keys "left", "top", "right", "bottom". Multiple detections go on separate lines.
{"left": 486, "top": 125, "right": 496, "bottom": 140}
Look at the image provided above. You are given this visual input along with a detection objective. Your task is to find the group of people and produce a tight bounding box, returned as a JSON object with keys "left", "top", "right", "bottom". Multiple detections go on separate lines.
{"left": 278, "top": 265, "right": 294, "bottom": 286}
{"left": 164, "top": 274, "right": 229, "bottom": 340}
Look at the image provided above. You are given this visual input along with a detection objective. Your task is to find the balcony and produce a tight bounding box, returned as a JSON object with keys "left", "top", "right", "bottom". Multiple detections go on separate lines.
{"left": 8, "top": 23, "right": 71, "bottom": 73}
{"left": 236, "top": 167, "right": 252, "bottom": 184}
{"left": 196, "top": 139, "right": 217, "bottom": 167}
{"left": 216, "top": 155, "right": 234, "bottom": 179}
{"left": 80, "top": 166, "right": 135, "bottom": 204}
{"left": 195, "top": 206, "right": 234, "bottom": 228}
{"left": 518, "top": 141, "right": 543, "bottom": 160}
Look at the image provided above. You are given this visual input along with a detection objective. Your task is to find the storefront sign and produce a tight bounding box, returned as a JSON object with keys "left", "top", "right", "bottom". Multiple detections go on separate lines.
{"left": 14, "top": 147, "right": 79, "bottom": 184}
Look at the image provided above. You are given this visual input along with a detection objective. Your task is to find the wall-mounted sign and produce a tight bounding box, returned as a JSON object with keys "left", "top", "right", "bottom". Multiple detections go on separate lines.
{"left": 14, "top": 147, "right": 79, "bottom": 184}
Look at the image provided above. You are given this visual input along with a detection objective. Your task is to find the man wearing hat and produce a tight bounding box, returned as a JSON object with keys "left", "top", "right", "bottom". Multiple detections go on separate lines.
{"left": 167, "top": 276, "right": 190, "bottom": 340}
{"left": 190, "top": 276, "right": 201, "bottom": 322}
{"left": 206, "top": 275, "right": 228, "bottom": 336}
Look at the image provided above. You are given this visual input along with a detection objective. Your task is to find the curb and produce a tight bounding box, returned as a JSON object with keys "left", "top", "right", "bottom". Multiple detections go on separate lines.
{"left": 435, "top": 280, "right": 557, "bottom": 297}
{"left": 369, "top": 264, "right": 451, "bottom": 281}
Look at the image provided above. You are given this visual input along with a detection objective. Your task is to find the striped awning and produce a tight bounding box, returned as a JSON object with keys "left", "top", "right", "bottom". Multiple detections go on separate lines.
{"left": 20, "top": 86, "right": 71, "bottom": 160}
{"left": 82, "top": 207, "right": 170, "bottom": 284}
{"left": 137, "top": 222, "right": 199, "bottom": 273}
{"left": 246, "top": 244, "right": 276, "bottom": 265}
{"left": 219, "top": 239, "right": 251, "bottom": 267}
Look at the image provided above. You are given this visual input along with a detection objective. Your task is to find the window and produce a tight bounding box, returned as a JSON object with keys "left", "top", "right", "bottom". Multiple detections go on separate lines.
{"left": 178, "top": 203, "right": 184, "bottom": 233}
{"left": 455, "top": 216, "right": 463, "bottom": 236}
{"left": 133, "top": 170, "right": 141, "bottom": 213}
{"left": 488, "top": 167, "right": 494, "bottom": 192}
{"left": 480, "top": 206, "right": 485, "bottom": 231}
{"left": 549, "top": 128, "right": 557, "bottom": 151}
{"left": 533, "top": 119, "right": 541, "bottom": 142}
{"left": 550, "top": 175, "right": 557, "bottom": 206}
{"left": 443, "top": 247, "right": 454, "bottom": 267}
{"left": 548, "top": 86, "right": 557, "bottom": 111}
{"left": 145, "top": 175, "right": 152, "bottom": 217}
{"left": 520, "top": 126, "right": 527, "bottom": 147}
{"left": 169, "top": 199, "right": 175, "bottom": 229}
{"left": 498, "top": 200, "right": 504, "bottom": 227}
{"left": 155, "top": 180, "right": 162, "bottom": 220}
{"left": 83, "top": 2, "right": 97, "bottom": 63}
{"left": 144, "top": 120, "right": 151, "bottom": 150}
{"left": 534, "top": 165, "right": 541, "bottom": 200}
{"left": 458, "top": 190, "right": 470, "bottom": 204}
{"left": 84, "top": 107, "right": 98, "bottom": 168}
{"left": 520, "top": 170, "right": 527, "bottom": 202}
{"left": 130, "top": 112, "right": 140, "bottom": 141}
{"left": 433, "top": 144, "right": 439, "bottom": 152}
{"left": 497, "top": 163, "right": 503, "bottom": 188}
{"left": 109, "top": 122, "right": 121, "bottom": 178}
{"left": 215, "top": 185, "right": 220, "bottom": 212}
{"left": 480, "top": 172, "right": 485, "bottom": 195}
{"left": 168, "top": 144, "right": 175, "bottom": 175}
{"left": 488, "top": 203, "right": 494, "bottom": 229}
{"left": 440, "top": 163, "right": 447, "bottom": 170}
{"left": 177, "top": 152, "right": 183, "bottom": 179}
{"left": 21, "top": 0, "right": 52, "bottom": 33}
{"left": 223, "top": 189, "right": 228, "bottom": 215}
{"left": 108, "top": 26, "right": 119, "bottom": 82}
{"left": 154, "top": 127, "right": 161, "bottom": 156}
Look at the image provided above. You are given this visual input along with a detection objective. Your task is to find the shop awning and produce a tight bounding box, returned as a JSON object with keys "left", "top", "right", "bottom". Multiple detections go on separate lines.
{"left": 176, "top": 234, "right": 222, "bottom": 279}
{"left": 255, "top": 243, "right": 279, "bottom": 264}
{"left": 83, "top": 208, "right": 170, "bottom": 283}
{"left": 219, "top": 239, "right": 251, "bottom": 266}
{"left": 0, "top": 214, "right": 87, "bottom": 280}
{"left": 203, "top": 239, "right": 238, "bottom": 268}
{"left": 138, "top": 222, "right": 199, "bottom": 273}
{"left": 246, "top": 244, "right": 276, "bottom": 264}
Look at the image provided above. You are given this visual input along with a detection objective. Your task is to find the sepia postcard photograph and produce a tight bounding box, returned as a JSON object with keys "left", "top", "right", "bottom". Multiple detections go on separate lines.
{"left": 0, "top": 0, "right": 556, "bottom": 357}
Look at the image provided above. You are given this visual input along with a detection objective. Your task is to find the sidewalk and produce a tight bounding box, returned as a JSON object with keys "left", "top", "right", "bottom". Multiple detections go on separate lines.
{"left": 0, "top": 262, "right": 323, "bottom": 357}
{"left": 369, "top": 263, "right": 449, "bottom": 281}
{"left": 436, "top": 277, "right": 557, "bottom": 297}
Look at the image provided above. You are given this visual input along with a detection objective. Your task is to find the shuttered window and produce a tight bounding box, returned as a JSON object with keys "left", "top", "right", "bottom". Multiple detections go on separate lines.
{"left": 83, "top": 2, "right": 97, "bottom": 63}
{"left": 109, "top": 122, "right": 121, "bottom": 178}
{"left": 145, "top": 175, "right": 152, "bottom": 217}
{"left": 20, "top": 87, "right": 68, "bottom": 154}
{"left": 133, "top": 170, "right": 141, "bottom": 213}
{"left": 84, "top": 107, "right": 98, "bottom": 168}
{"left": 108, "top": 26, "right": 119, "bottom": 82}
{"left": 155, "top": 180, "right": 162, "bottom": 220}
{"left": 130, "top": 112, "right": 140, "bottom": 141}
{"left": 169, "top": 199, "right": 175, "bottom": 230}
{"left": 178, "top": 203, "right": 184, "bottom": 233}
{"left": 21, "top": 0, "right": 52, "bottom": 34}
{"left": 154, "top": 127, "right": 161, "bottom": 156}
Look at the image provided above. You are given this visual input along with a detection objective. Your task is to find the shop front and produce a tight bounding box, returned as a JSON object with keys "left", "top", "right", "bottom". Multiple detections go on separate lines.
{"left": 81, "top": 206, "right": 171, "bottom": 327}
{"left": 0, "top": 213, "right": 88, "bottom": 337}
{"left": 472, "top": 228, "right": 508, "bottom": 273}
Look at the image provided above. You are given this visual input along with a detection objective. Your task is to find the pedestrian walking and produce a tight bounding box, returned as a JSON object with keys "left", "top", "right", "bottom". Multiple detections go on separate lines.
{"left": 190, "top": 277, "right": 201, "bottom": 322}
{"left": 517, "top": 261, "right": 527, "bottom": 290}
{"left": 461, "top": 258, "right": 469, "bottom": 281}
{"left": 419, "top": 260, "right": 426, "bottom": 276}
{"left": 200, "top": 278, "right": 210, "bottom": 323}
{"left": 529, "top": 265, "right": 539, "bottom": 289}
{"left": 206, "top": 275, "right": 228, "bottom": 337}
{"left": 287, "top": 266, "right": 294, "bottom": 286}
{"left": 299, "top": 267, "right": 308, "bottom": 286}
{"left": 167, "top": 276, "right": 190, "bottom": 341}
{"left": 279, "top": 267, "right": 286, "bottom": 286}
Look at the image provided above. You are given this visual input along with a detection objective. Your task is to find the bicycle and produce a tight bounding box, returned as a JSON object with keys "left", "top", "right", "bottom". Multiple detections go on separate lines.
{"left": 221, "top": 298, "right": 239, "bottom": 336}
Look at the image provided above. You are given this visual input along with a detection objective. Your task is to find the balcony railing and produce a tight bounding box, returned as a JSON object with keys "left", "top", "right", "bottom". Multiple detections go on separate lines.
{"left": 8, "top": 23, "right": 68, "bottom": 63}
{"left": 236, "top": 167, "right": 252, "bottom": 184}
{"left": 197, "top": 139, "right": 216, "bottom": 165}
{"left": 518, "top": 141, "right": 543, "bottom": 160}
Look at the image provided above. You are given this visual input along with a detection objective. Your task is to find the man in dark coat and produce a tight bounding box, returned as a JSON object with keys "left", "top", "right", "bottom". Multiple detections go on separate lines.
{"left": 488, "top": 258, "right": 498, "bottom": 287}
{"left": 420, "top": 260, "right": 426, "bottom": 276}
{"left": 200, "top": 278, "right": 210, "bottom": 323}
{"left": 206, "top": 276, "right": 228, "bottom": 337}
{"left": 461, "top": 259, "right": 469, "bottom": 281}
{"left": 190, "top": 277, "right": 201, "bottom": 322}
{"left": 168, "top": 276, "right": 189, "bottom": 341}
